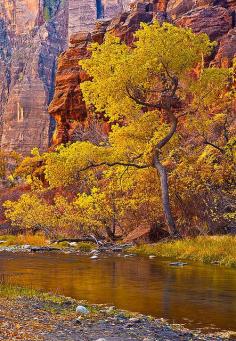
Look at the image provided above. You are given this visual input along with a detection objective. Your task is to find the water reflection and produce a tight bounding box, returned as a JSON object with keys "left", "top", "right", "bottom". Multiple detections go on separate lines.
{"left": 0, "top": 252, "right": 235, "bottom": 332}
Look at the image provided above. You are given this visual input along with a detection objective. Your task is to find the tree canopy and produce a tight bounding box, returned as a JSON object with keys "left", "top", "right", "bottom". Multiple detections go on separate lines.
{"left": 3, "top": 22, "right": 235, "bottom": 239}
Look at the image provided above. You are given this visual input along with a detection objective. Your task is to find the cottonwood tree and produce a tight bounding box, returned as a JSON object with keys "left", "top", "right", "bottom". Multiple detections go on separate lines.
{"left": 5, "top": 24, "right": 233, "bottom": 238}
{"left": 77, "top": 22, "right": 232, "bottom": 235}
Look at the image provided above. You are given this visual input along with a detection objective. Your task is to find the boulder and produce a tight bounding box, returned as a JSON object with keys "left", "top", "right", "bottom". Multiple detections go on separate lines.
{"left": 76, "top": 305, "right": 90, "bottom": 315}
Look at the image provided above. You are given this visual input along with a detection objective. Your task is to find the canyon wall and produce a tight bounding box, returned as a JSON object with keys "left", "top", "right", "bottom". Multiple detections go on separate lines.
{"left": 0, "top": 0, "right": 133, "bottom": 154}
{"left": 0, "top": 0, "right": 68, "bottom": 154}
{"left": 0, "top": 0, "right": 235, "bottom": 154}
{"left": 49, "top": 0, "right": 236, "bottom": 146}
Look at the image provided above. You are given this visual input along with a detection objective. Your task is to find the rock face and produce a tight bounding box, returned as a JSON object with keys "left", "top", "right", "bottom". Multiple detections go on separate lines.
{"left": 0, "top": 0, "right": 236, "bottom": 153}
{"left": 0, "top": 0, "right": 68, "bottom": 154}
{"left": 49, "top": 0, "right": 236, "bottom": 146}
{"left": 68, "top": 0, "right": 133, "bottom": 36}
{"left": 0, "top": 0, "right": 134, "bottom": 154}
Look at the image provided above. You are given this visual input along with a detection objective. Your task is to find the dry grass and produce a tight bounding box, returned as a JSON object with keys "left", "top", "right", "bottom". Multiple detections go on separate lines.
{"left": 0, "top": 234, "right": 49, "bottom": 246}
{"left": 129, "top": 235, "right": 236, "bottom": 267}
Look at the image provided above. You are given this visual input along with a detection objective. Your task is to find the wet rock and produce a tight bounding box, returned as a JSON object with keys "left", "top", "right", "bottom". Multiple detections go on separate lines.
{"left": 30, "top": 246, "right": 60, "bottom": 252}
{"left": 21, "top": 245, "right": 31, "bottom": 250}
{"left": 90, "top": 249, "right": 99, "bottom": 254}
{"left": 90, "top": 255, "right": 98, "bottom": 259}
{"left": 111, "top": 247, "right": 123, "bottom": 252}
{"left": 169, "top": 262, "right": 188, "bottom": 266}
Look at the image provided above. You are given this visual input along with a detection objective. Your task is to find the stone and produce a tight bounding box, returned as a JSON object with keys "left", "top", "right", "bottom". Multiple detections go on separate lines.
{"left": 69, "top": 242, "right": 78, "bottom": 247}
{"left": 105, "top": 306, "right": 115, "bottom": 313}
{"left": 75, "top": 316, "right": 82, "bottom": 324}
{"left": 76, "top": 305, "right": 90, "bottom": 315}
{"left": 90, "top": 255, "right": 99, "bottom": 259}
{"left": 90, "top": 249, "right": 99, "bottom": 254}
{"left": 21, "top": 245, "right": 31, "bottom": 250}
{"left": 169, "top": 262, "right": 188, "bottom": 266}
{"left": 149, "top": 255, "right": 156, "bottom": 259}
{"left": 174, "top": 6, "right": 232, "bottom": 40}
{"left": 214, "top": 28, "right": 236, "bottom": 67}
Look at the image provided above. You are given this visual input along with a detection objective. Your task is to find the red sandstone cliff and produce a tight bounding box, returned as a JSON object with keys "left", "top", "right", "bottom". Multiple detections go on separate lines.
{"left": 49, "top": 0, "right": 236, "bottom": 146}
{"left": 0, "top": 0, "right": 134, "bottom": 154}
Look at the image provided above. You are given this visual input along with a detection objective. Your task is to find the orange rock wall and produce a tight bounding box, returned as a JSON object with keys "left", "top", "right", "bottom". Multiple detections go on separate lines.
{"left": 49, "top": 0, "right": 236, "bottom": 146}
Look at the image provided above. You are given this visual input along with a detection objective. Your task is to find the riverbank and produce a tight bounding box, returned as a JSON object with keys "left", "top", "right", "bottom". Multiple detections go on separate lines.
{"left": 128, "top": 236, "right": 236, "bottom": 267}
{"left": 0, "top": 235, "right": 236, "bottom": 267}
{"left": 0, "top": 283, "right": 233, "bottom": 341}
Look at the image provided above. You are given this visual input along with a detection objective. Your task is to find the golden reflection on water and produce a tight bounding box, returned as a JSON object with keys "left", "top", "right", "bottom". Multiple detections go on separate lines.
{"left": 0, "top": 252, "right": 236, "bottom": 332}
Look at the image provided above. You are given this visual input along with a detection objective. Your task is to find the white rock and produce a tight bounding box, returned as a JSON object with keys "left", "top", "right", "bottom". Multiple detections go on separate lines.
{"left": 76, "top": 305, "right": 89, "bottom": 315}
{"left": 69, "top": 242, "right": 78, "bottom": 247}
{"left": 90, "top": 255, "right": 98, "bottom": 259}
{"left": 22, "top": 245, "right": 31, "bottom": 249}
{"left": 149, "top": 255, "right": 156, "bottom": 259}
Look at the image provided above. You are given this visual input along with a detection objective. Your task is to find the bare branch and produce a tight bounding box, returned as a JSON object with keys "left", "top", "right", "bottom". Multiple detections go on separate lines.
{"left": 203, "top": 140, "right": 225, "bottom": 154}
{"left": 126, "top": 85, "right": 162, "bottom": 109}
{"left": 79, "top": 160, "right": 150, "bottom": 173}
{"left": 157, "top": 112, "right": 178, "bottom": 150}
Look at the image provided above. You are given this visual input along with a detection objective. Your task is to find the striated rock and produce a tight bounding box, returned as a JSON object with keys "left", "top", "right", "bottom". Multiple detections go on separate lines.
{"left": 0, "top": 0, "right": 68, "bottom": 154}
{"left": 214, "top": 28, "right": 236, "bottom": 66}
{"left": 48, "top": 33, "right": 91, "bottom": 145}
{"left": 68, "top": 0, "right": 133, "bottom": 37}
{"left": 49, "top": 0, "right": 154, "bottom": 145}
{"left": 173, "top": 6, "right": 232, "bottom": 40}
{"left": 0, "top": 0, "right": 40, "bottom": 35}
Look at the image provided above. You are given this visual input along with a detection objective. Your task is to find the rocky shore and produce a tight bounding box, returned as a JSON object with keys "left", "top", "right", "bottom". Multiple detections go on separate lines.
{"left": 0, "top": 242, "right": 134, "bottom": 256}
{"left": 0, "top": 292, "right": 233, "bottom": 341}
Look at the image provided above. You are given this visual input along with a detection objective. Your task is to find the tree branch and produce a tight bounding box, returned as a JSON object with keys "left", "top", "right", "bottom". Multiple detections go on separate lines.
{"left": 79, "top": 160, "right": 149, "bottom": 173}
{"left": 126, "top": 85, "right": 162, "bottom": 109}
{"left": 157, "top": 112, "right": 178, "bottom": 150}
{"left": 203, "top": 140, "right": 225, "bottom": 154}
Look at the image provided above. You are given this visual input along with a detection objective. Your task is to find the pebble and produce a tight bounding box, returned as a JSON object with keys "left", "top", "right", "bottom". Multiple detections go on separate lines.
{"left": 90, "top": 249, "right": 99, "bottom": 254}
{"left": 90, "top": 255, "right": 98, "bottom": 259}
{"left": 105, "top": 306, "right": 115, "bottom": 314}
{"left": 75, "top": 317, "right": 82, "bottom": 324}
{"left": 129, "top": 317, "right": 142, "bottom": 323}
{"left": 21, "top": 245, "right": 31, "bottom": 250}
{"left": 76, "top": 305, "right": 90, "bottom": 315}
{"left": 149, "top": 255, "right": 156, "bottom": 259}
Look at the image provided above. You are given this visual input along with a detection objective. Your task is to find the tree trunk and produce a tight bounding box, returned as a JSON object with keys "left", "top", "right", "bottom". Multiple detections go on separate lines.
{"left": 154, "top": 154, "right": 177, "bottom": 236}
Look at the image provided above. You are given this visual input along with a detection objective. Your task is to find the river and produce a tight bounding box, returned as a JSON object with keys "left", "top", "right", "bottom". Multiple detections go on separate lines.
{"left": 0, "top": 252, "right": 235, "bottom": 333}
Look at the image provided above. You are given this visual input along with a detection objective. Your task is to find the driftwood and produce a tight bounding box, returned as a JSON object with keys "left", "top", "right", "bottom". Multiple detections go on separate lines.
{"left": 52, "top": 235, "right": 104, "bottom": 245}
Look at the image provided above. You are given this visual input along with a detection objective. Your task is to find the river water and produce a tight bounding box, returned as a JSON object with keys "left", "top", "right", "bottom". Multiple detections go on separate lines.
{"left": 0, "top": 252, "right": 235, "bottom": 333}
